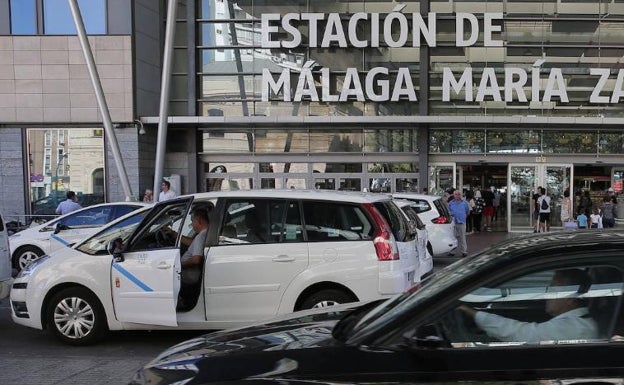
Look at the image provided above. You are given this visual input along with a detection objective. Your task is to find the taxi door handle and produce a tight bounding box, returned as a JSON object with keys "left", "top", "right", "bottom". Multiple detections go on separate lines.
{"left": 273, "top": 255, "right": 295, "bottom": 262}
{"left": 157, "top": 262, "right": 172, "bottom": 269}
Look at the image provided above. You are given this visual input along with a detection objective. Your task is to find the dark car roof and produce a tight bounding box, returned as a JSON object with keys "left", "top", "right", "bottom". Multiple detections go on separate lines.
{"left": 481, "top": 230, "right": 624, "bottom": 261}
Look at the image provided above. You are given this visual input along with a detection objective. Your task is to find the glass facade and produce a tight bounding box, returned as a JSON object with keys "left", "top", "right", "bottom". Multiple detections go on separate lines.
{"left": 186, "top": 0, "right": 624, "bottom": 232}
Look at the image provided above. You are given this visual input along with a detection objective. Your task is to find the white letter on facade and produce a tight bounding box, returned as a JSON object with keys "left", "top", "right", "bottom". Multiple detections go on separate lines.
{"left": 366, "top": 67, "right": 389, "bottom": 102}
{"left": 443, "top": 67, "right": 473, "bottom": 102}
{"left": 456, "top": 13, "right": 479, "bottom": 47}
{"left": 542, "top": 68, "right": 568, "bottom": 102}
{"left": 322, "top": 13, "right": 348, "bottom": 47}
{"left": 391, "top": 68, "right": 417, "bottom": 101}
{"left": 340, "top": 68, "right": 365, "bottom": 101}
{"left": 504, "top": 67, "right": 528, "bottom": 102}
{"left": 262, "top": 68, "right": 290, "bottom": 101}
{"left": 261, "top": 14, "right": 280, "bottom": 48}
{"left": 590, "top": 68, "right": 610, "bottom": 104}
{"left": 281, "top": 13, "right": 302, "bottom": 49}
{"left": 483, "top": 13, "right": 503, "bottom": 47}
{"left": 348, "top": 13, "right": 368, "bottom": 48}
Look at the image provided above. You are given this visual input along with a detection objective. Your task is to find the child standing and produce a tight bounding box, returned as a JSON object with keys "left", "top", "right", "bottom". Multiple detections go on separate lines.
{"left": 590, "top": 208, "right": 601, "bottom": 229}
{"left": 577, "top": 210, "right": 589, "bottom": 229}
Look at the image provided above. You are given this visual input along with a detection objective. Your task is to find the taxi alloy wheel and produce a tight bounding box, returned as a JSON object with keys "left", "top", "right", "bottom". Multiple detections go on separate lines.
{"left": 299, "top": 289, "right": 356, "bottom": 310}
{"left": 15, "top": 246, "right": 44, "bottom": 271}
{"left": 47, "top": 287, "right": 107, "bottom": 346}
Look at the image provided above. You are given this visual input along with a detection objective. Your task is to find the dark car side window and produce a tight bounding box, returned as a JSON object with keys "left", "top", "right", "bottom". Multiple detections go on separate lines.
{"left": 407, "top": 199, "right": 431, "bottom": 214}
{"left": 302, "top": 201, "right": 373, "bottom": 242}
{"left": 374, "top": 201, "right": 412, "bottom": 242}
{"left": 218, "top": 199, "right": 297, "bottom": 245}
{"left": 428, "top": 264, "right": 624, "bottom": 347}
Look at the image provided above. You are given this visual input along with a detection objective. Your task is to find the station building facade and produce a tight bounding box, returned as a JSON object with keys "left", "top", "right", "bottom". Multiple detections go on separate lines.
{"left": 1, "top": 0, "right": 624, "bottom": 232}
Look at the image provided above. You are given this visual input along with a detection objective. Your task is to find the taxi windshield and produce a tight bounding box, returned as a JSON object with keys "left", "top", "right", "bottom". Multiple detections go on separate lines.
{"left": 76, "top": 210, "right": 148, "bottom": 255}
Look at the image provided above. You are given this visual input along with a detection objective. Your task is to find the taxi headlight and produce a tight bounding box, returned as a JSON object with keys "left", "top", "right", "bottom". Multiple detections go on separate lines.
{"left": 17, "top": 254, "right": 50, "bottom": 278}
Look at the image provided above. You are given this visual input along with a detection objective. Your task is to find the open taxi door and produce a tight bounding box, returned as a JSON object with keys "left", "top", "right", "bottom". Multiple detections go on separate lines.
{"left": 111, "top": 197, "right": 192, "bottom": 326}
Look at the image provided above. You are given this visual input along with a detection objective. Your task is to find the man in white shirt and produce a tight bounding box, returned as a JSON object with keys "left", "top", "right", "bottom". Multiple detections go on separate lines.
{"left": 460, "top": 269, "right": 598, "bottom": 343}
{"left": 158, "top": 180, "right": 177, "bottom": 202}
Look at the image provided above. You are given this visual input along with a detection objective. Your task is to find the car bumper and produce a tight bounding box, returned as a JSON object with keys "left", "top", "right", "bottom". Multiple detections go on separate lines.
{"left": 10, "top": 281, "right": 43, "bottom": 329}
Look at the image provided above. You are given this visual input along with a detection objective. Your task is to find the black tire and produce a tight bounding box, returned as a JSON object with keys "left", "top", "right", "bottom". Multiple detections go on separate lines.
{"left": 46, "top": 287, "right": 107, "bottom": 346}
{"left": 13, "top": 245, "right": 44, "bottom": 271}
{"left": 299, "top": 289, "right": 356, "bottom": 310}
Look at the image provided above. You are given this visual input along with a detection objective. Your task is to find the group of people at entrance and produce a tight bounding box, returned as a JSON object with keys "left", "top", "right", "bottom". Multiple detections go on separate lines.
{"left": 534, "top": 186, "right": 618, "bottom": 232}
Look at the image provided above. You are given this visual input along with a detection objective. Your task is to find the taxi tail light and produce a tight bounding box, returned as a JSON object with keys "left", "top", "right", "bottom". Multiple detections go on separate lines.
{"left": 432, "top": 215, "right": 451, "bottom": 224}
{"left": 363, "top": 203, "right": 399, "bottom": 261}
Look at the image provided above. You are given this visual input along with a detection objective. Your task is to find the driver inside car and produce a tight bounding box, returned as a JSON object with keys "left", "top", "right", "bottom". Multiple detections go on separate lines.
{"left": 176, "top": 207, "right": 210, "bottom": 310}
{"left": 459, "top": 268, "right": 599, "bottom": 343}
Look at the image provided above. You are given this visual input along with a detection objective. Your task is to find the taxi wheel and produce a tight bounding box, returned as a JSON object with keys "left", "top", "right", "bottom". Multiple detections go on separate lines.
{"left": 14, "top": 246, "right": 44, "bottom": 271}
{"left": 46, "top": 287, "right": 107, "bottom": 346}
{"left": 299, "top": 289, "right": 356, "bottom": 310}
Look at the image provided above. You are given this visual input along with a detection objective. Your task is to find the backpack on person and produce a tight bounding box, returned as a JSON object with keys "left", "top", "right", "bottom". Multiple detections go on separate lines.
{"left": 541, "top": 197, "right": 549, "bottom": 210}
{"left": 602, "top": 201, "right": 615, "bottom": 220}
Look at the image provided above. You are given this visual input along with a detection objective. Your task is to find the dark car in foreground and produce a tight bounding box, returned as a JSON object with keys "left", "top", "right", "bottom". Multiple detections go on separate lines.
{"left": 131, "top": 230, "right": 624, "bottom": 385}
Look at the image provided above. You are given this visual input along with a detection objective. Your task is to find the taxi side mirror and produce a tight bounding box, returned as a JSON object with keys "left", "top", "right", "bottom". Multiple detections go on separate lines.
{"left": 108, "top": 238, "right": 125, "bottom": 262}
{"left": 54, "top": 222, "right": 69, "bottom": 234}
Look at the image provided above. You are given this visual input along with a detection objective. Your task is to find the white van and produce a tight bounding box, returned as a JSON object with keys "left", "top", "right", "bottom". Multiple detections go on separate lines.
{"left": 11, "top": 190, "right": 417, "bottom": 345}
{"left": 0, "top": 211, "right": 13, "bottom": 299}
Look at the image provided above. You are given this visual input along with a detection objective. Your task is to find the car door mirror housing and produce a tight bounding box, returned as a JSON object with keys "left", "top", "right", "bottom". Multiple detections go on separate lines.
{"left": 108, "top": 238, "right": 125, "bottom": 262}
{"left": 54, "top": 223, "right": 69, "bottom": 234}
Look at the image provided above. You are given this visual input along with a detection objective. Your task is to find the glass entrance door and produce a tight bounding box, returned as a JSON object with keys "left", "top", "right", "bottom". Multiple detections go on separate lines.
{"left": 508, "top": 164, "right": 572, "bottom": 232}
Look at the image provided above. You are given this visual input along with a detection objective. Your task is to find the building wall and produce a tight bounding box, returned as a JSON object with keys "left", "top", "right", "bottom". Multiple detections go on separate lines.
{"left": 106, "top": 127, "right": 141, "bottom": 202}
{"left": 0, "top": 35, "right": 132, "bottom": 124}
{"left": 0, "top": 129, "right": 25, "bottom": 221}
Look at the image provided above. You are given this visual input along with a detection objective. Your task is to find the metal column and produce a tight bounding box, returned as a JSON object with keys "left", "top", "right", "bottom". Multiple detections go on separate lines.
{"left": 153, "top": 0, "right": 178, "bottom": 200}
{"left": 68, "top": 0, "right": 133, "bottom": 200}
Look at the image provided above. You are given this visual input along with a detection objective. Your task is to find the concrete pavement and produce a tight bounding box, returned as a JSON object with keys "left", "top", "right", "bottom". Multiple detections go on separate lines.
{"left": 435, "top": 230, "right": 518, "bottom": 265}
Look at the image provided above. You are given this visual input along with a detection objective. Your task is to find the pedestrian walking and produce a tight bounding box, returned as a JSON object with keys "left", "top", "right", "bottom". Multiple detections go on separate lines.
{"left": 537, "top": 187, "right": 551, "bottom": 233}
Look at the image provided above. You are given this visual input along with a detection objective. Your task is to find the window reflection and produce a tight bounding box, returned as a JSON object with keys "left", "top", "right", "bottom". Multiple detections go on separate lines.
{"left": 43, "top": 0, "right": 106, "bottom": 34}
{"left": 27, "top": 128, "right": 105, "bottom": 218}
{"left": 429, "top": 130, "right": 485, "bottom": 153}
{"left": 10, "top": 0, "right": 37, "bottom": 34}
{"left": 201, "top": 129, "right": 418, "bottom": 154}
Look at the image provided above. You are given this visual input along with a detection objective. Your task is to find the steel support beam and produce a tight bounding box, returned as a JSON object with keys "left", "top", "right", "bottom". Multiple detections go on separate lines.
{"left": 68, "top": 0, "right": 133, "bottom": 200}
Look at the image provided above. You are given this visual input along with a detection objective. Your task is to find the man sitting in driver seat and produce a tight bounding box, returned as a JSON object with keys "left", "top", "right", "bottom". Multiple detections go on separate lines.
{"left": 178, "top": 207, "right": 210, "bottom": 309}
{"left": 460, "top": 269, "right": 599, "bottom": 343}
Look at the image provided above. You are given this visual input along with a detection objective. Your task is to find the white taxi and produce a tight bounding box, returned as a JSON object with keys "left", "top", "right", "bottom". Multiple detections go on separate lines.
{"left": 10, "top": 190, "right": 417, "bottom": 345}
{"left": 9, "top": 202, "right": 149, "bottom": 271}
